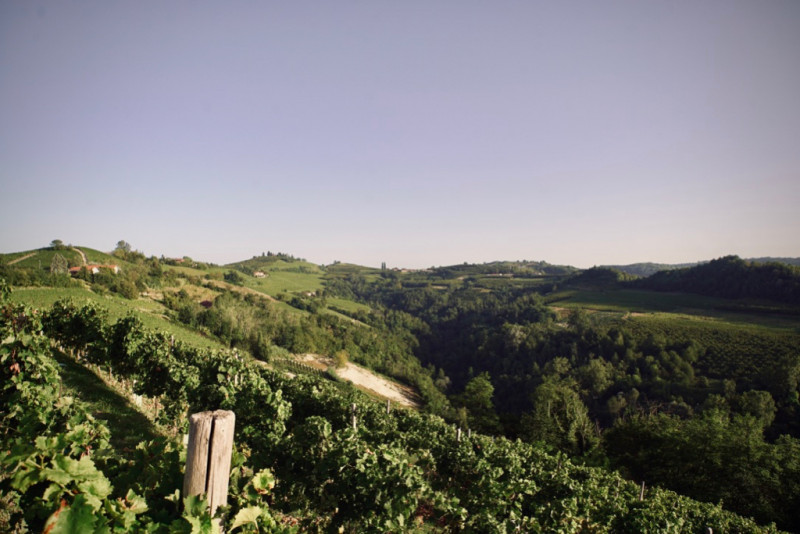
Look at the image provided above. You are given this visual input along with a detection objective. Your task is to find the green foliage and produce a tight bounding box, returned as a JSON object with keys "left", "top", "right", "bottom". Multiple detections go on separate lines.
{"left": 455, "top": 372, "right": 501, "bottom": 434}
{"left": 522, "top": 378, "right": 599, "bottom": 455}
{"left": 636, "top": 255, "right": 800, "bottom": 304}
{"left": 1, "top": 280, "right": 785, "bottom": 533}
{"left": 49, "top": 252, "right": 68, "bottom": 275}
{"left": 333, "top": 349, "right": 348, "bottom": 369}
{"left": 605, "top": 410, "right": 800, "bottom": 530}
{"left": 225, "top": 270, "right": 245, "bottom": 285}
{"left": 566, "top": 266, "right": 636, "bottom": 288}
{"left": 5, "top": 244, "right": 800, "bottom": 531}
{"left": 112, "top": 240, "right": 146, "bottom": 264}
{"left": 324, "top": 261, "right": 800, "bottom": 530}
{"left": 162, "top": 286, "right": 450, "bottom": 415}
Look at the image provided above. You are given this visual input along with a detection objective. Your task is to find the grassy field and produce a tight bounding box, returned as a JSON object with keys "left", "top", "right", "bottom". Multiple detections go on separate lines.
{"left": 165, "top": 261, "right": 325, "bottom": 296}
{"left": 260, "top": 259, "right": 324, "bottom": 273}
{"left": 9, "top": 287, "right": 226, "bottom": 350}
{"left": 163, "top": 264, "right": 212, "bottom": 277}
{"left": 0, "top": 250, "right": 36, "bottom": 263}
{"left": 78, "top": 246, "right": 128, "bottom": 266}
{"left": 2, "top": 248, "right": 84, "bottom": 269}
{"left": 327, "top": 296, "right": 372, "bottom": 314}
{"left": 473, "top": 276, "right": 555, "bottom": 290}
{"left": 244, "top": 270, "right": 325, "bottom": 295}
{"left": 548, "top": 288, "right": 800, "bottom": 331}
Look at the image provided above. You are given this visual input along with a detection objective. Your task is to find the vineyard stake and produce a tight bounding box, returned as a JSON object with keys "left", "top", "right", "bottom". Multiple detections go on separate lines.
{"left": 386, "top": 399, "right": 391, "bottom": 414}
{"left": 639, "top": 480, "right": 646, "bottom": 501}
{"left": 457, "top": 427, "right": 462, "bottom": 442}
{"left": 184, "top": 410, "right": 236, "bottom": 518}
{"left": 351, "top": 403, "right": 357, "bottom": 431}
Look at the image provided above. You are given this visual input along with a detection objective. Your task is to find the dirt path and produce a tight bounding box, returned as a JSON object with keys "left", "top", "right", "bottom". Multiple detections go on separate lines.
{"left": 72, "top": 247, "right": 88, "bottom": 266}
{"left": 300, "top": 354, "right": 420, "bottom": 408}
{"left": 337, "top": 364, "right": 420, "bottom": 408}
{"left": 7, "top": 252, "right": 35, "bottom": 265}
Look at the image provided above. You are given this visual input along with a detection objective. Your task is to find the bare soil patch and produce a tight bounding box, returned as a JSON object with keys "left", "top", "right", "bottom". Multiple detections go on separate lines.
{"left": 300, "top": 354, "right": 420, "bottom": 408}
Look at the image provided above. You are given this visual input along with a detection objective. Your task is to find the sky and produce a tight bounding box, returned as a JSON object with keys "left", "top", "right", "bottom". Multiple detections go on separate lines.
{"left": 1, "top": 1, "right": 799, "bottom": 269}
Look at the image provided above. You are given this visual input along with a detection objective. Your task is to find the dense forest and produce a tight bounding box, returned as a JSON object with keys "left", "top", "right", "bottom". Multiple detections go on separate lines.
{"left": 634, "top": 255, "right": 800, "bottom": 304}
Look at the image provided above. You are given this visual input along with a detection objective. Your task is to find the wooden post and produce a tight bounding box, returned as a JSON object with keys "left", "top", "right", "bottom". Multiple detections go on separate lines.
{"left": 351, "top": 403, "right": 357, "bottom": 431}
{"left": 639, "top": 480, "right": 646, "bottom": 501}
{"left": 184, "top": 410, "right": 236, "bottom": 517}
{"left": 386, "top": 399, "right": 391, "bottom": 414}
{"left": 467, "top": 428, "right": 472, "bottom": 438}
{"left": 456, "top": 427, "right": 462, "bottom": 442}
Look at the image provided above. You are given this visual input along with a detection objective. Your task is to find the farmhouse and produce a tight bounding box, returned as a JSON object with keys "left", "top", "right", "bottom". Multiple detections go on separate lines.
{"left": 253, "top": 270, "right": 267, "bottom": 278}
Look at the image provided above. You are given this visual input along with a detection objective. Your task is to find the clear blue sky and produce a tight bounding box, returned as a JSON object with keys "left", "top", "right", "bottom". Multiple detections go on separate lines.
{"left": 2, "top": 1, "right": 798, "bottom": 268}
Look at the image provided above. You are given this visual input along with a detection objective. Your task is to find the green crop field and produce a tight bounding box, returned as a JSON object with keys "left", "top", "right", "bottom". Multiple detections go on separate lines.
{"left": 163, "top": 264, "right": 213, "bottom": 277}
{"left": 2, "top": 248, "right": 84, "bottom": 269}
{"left": 78, "top": 246, "right": 127, "bottom": 266}
{"left": 9, "top": 287, "right": 225, "bottom": 351}
{"left": 548, "top": 288, "right": 800, "bottom": 331}
{"left": 620, "top": 313, "right": 800, "bottom": 381}
{"left": 0, "top": 251, "right": 34, "bottom": 263}
{"left": 474, "top": 275, "right": 554, "bottom": 290}
{"left": 327, "top": 296, "right": 372, "bottom": 314}
{"left": 549, "top": 288, "right": 732, "bottom": 312}
{"left": 244, "top": 269, "right": 324, "bottom": 295}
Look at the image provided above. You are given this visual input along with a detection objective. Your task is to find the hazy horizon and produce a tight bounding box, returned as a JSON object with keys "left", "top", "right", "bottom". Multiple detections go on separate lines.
{"left": 2, "top": 1, "right": 799, "bottom": 269}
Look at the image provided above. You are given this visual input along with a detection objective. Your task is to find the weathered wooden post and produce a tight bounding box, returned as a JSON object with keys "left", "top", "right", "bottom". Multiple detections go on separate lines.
{"left": 639, "top": 480, "right": 646, "bottom": 501}
{"left": 456, "top": 427, "right": 462, "bottom": 442}
{"left": 184, "top": 410, "right": 236, "bottom": 517}
{"left": 351, "top": 403, "right": 357, "bottom": 431}
{"left": 386, "top": 399, "right": 391, "bottom": 414}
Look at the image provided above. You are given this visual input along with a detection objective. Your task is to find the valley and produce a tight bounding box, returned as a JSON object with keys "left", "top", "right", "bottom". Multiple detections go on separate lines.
{"left": 2, "top": 243, "right": 799, "bottom": 532}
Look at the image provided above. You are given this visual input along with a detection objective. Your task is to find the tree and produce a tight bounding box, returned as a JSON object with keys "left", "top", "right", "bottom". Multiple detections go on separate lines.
{"left": 737, "top": 390, "right": 776, "bottom": 428}
{"left": 334, "top": 350, "right": 349, "bottom": 369}
{"left": 522, "top": 378, "right": 598, "bottom": 455}
{"left": 50, "top": 239, "right": 65, "bottom": 250}
{"left": 577, "top": 358, "right": 614, "bottom": 398}
{"left": 49, "top": 253, "right": 68, "bottom": 275}
{"left": 224, "top": 270, "right": 244, "bottom": 286}
{"left": 115, "top": 240, "right": 132, "bottom": 254}
{"left": 457, "top": 372, "right": 501, "bottom": 434}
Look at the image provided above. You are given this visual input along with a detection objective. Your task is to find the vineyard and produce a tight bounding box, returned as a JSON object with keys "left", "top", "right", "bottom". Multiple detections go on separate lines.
{"left": 619, "top": 315, "right": 800, "bottom": 390}
{"left": 0, "top": 281, "right": 783, "bottom": 533}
